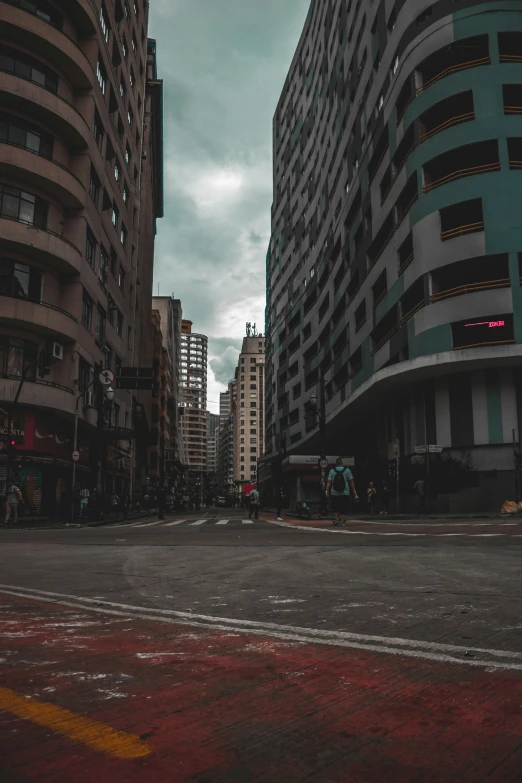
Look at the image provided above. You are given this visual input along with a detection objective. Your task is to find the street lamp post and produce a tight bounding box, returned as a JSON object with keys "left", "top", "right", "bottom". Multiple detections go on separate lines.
{"left": 310, "top": 372, "right": 327, "bottom": 515}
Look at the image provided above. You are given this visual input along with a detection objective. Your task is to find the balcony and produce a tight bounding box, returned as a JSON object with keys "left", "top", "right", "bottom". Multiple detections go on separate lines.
{"left": 416, "top": 35, "right": 490, "bottom": 94}
{"left": 419, "top": 91, "right": 474, "bottom": 143}
{"left": 431, "top": 254, "right": 510, "bottom": 304}
{"left": 0, "top": 3, "right": 93, "bottom": 90}
{"left": 0, "top": 215, "right": 82, "bottom": 274}
{"left": 423, "top": 141, "right": 500, "bottom": 193}
{"left": 0, "top": 374, "right": 76, "bottom": 416}
{"left": 398, "top": 233, "right": 414, "bottom": 276}
{"left": 503, "top": 84, "right": 522, "bottom": 115}
{"left": 371, "top": 307, "right": 399, "bottom": 356}
{"left": 0, "top": 294, "right": 78, "bottom": 340}
{"left": 52, "top": 0, "right": 97, "bottom": 35}
{"left": 508, "top": 137, "right": 522, "bottom": 170}
{"left": 400, "top": 277, "right": 425, "bottom": 325}
{"left": 439, "top": 198, "right": 484, "bottom": 242}
{"left": 498, "top": 32, "right": 522, "bottom": 64}
{"left": 0, "top": 71, "right": 90, "bottom": 148}
{"left": 452, "top": 313, "right": 514, "bottom": 350}
{"left": 0, "top": 143, "right": 85, "bottom": 209}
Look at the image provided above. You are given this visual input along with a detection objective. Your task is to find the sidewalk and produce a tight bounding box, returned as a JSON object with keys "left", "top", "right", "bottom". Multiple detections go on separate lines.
{"left": 0, "top": 509, "right": 157, "bottom": 531}
{"left": 262, "top": 507, "right": 506, "bottom": 523}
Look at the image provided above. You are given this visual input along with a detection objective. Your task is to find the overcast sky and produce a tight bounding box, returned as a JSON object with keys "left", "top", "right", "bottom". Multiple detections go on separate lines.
{"left": 149, "top": 0, "right": 309, "bottom": 412}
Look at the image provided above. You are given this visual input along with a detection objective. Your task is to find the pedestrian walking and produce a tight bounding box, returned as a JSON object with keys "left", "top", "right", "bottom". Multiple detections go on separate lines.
{"left": 79, "top": 487, "right": 90, "bottom": 518}
{"left": 248, "top": 484, "right": 260, "bottom": 519}
{"left": 110, "top": 491, "right": 120, "bottom": 515}
{"left": 326, "top": 458, "right": 359, "bottom": 527}
{"left": 380, "top": 480, "right": 391, "bottom": 515}
{"left": 367, "top": 482, "right": 377, "bottom": 515}
{"left": 413, "top": 478, "right": 427, "bottom": 512}
{"left": 4, "top": 482, "right": 23, "bottom": 526}
{"left": 276, "top": 487, "right": 285, "bottom": 521}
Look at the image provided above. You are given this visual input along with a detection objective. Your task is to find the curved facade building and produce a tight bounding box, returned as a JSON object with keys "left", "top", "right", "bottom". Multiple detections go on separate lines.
{"left": 0, "top": 0, "right": 163, "bottom": 515}
{"left": 265, "top": 0, "right": 522, "bottom": 509}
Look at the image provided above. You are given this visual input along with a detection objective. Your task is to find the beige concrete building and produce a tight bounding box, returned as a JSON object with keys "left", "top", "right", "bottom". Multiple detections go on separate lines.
{"left": 0, "top": 1, "right": 163, "bottom": 516}
{"left": 234, "top": 335, "right": 265, "bottom": 487}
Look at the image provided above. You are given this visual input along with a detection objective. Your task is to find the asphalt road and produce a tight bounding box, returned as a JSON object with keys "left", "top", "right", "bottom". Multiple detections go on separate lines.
{"left": 1, "top": 510, "right": 521, "bottom": 653}
{"left": 2, "top": 510, "right": 522, "bottom": 781}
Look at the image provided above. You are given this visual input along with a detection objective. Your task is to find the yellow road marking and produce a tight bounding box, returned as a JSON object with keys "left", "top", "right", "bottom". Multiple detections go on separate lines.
{"left": 0, "top": 685, "right": 152, "bottom": 759}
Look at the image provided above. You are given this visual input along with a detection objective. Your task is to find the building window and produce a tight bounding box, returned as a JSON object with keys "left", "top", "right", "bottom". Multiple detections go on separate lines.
{"left": 93, "top": 109, "right": 104, "bottom": 151}
{"left": 96, "top": 58, "right": 107, "bottom": 94}
{"left": 114, "top": 160, "right": 121, "bottom": 183}
{"left": 0, "top": 184, "right": 47, "bottom": 228}
{"left": 123, "top": 185, "right": 129, "bottom": 205}
{"left": 99, "top": 246, "right": 109, "bottom": 284}
{"left": 5, "top": 0, "right": 63, "bottom": 28}
{"left": 109, "top": 246, "right": 117, "bottom": 276}
{"left": 118, "top": 265, "right": 125, "bottom": 291}
{"left": 129, "top": 67, "right": 135, "bottom": 89}
{"left": 132, "top": 32, "right": 137, "bottom": 52}
{"left": 0, "top": 335, "right": 38, "bottom": 380}
{"left": 78, "top": 357, "right": 92, "bottom": 392}
{"left": 116, "top": 309, "right": 124, "bottom": 337}
{"left": 82, "top": 290, "right": 93, "bottom": 330}
{"left": 115, "top": 355, "right": 122, "bottom": 377}
{"left": 112, "top": 202, "right": 119, "bottom": 228}
{"left": 0, "top": 258, "right": 42, "bottom": 302}
{"left": 0, "top": 45, "right": 58, "bottom": 93}
{"left": 120, "top": 223, "right": 127, "bottom": 248}
{"left": 0, "top": 114, "right": 53, "bottom": 158}
{"left": 85, "top": 227, "right": 97, "bottom": 268}
{"left": 122, "top": 36, "right": 128, "bottom": 60}
{"left": 95, "top": 306, "right": 106, "bottom": 346}
{"left": 119, "top": 77, "right": 126, "bottom": 102}
{"left": 124, "top": 1, "right": 131, "bottom": 22}
{"left": 125, "top": 144, "right": 131, "bottom": 165}
{"left": 99, "top": 3, "right": 110, "bottom": 42}
{"left": 127, "top": 107, "right": 133, "bottom": 128}
{"left": 103, "top": 342, "right": 113, "bottom": 370}
{"left": 89, "top": 166, "right": 101, "bottom": 207}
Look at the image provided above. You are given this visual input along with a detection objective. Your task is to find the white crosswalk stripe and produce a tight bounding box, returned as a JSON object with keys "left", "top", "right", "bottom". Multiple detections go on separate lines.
{"left": 242, "top": 520, "right": 254, "bottom": 524}
{"left": 190, "top": 519, "right": 207, "bottom": 526}
{"left": 216, "top": 520, "right": 229, "bottom": 525}
{"left": 163, "top": 519, "right": 186, "bottom": 527}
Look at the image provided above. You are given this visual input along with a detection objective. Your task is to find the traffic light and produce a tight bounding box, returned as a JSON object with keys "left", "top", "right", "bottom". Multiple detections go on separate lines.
{"left": 6, "top": 438, "right": 16, "bottom": 461}
{"left": 38, "top": 351, "right": 52, "bottom": 377}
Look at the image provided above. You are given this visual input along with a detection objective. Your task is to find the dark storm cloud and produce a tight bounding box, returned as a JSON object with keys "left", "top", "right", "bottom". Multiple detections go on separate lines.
{"left": 149, "top": 0, "right": 309, "bottom": 409}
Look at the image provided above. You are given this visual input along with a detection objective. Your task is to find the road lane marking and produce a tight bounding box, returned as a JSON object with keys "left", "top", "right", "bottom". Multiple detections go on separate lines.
{"left": 242, "top": 520, "right": 254, "bottom": 524}
{"left": 1, "top": 584, "right": 521, "bottom": 672}
{"left": 190, "top": 519, "right": 207, "bottom": 526}
{"left": 164, "top": 519, "right": 187, "bottom": 527}
{"left": 0, "top": 685, "right": 152, "bottom": 760}
{"left": 268, "top": 520, "right": 522, "bottom": 538}
{"left": 216, "top": 520, "right": 229, "bottom": 525}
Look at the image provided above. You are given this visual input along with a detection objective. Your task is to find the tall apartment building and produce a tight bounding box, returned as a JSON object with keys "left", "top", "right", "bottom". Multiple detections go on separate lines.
{"left": 151, "top": 295, "right": 185, "bottom": 489}
{"left": 264, "top": 0, "right": 522, "bottom": 510}
{"left": 0, "top": 0, "right": 163, "bottom": 515}
{"left": 179, "top": 319, "right": 208, "bottom": 487}
{"left": 216, "top": 378, "right": 236, "bottom": 493}
{"left": 206, "top": 410, "right": 220, "bottom": 485}
{"left": 234, "top": 335, "right": 265, "bottom": 487}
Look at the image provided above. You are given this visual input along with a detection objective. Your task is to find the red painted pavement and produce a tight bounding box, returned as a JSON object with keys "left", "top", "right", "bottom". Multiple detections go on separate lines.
{"left": 1, "top": 593, "right": 522, "bottom": 781}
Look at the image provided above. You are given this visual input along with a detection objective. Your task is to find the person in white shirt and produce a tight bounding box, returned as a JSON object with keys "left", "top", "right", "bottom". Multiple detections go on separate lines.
{"left": 4, "top": 483, "right": 23, "bottom": 525}
{"left": 248, "top": 485, "right": 260, "bottom": 520}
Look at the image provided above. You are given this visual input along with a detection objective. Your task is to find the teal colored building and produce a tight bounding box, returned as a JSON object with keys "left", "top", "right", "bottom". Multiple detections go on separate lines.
{"left": 263, "top": 0, "right": 522, "bottom": 511}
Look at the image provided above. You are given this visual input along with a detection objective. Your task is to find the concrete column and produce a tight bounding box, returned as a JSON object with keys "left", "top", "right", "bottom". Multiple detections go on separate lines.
{"left": 434, "top": 377, "right": 451, "bottom": 447}
{"left": 501, "top": 369, "right": 518, "bottom": 444}
{"left": 472, "top": 370, "right": 489, "bottom": 445}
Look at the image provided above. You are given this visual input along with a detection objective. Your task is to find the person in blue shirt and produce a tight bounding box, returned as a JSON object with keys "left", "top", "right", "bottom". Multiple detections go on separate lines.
{"left": 326, "top": 457, "right": 359, "bottom": 527}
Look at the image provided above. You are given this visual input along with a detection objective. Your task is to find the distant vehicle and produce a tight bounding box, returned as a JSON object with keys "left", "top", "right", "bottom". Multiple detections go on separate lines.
{"left": 216, "top": 496, "right": 226, "bottom": 508}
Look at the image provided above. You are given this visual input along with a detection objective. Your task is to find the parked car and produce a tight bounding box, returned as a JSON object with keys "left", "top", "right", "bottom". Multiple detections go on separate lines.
{"left": 216, "top": 496, "right": 226, "bottom": 508}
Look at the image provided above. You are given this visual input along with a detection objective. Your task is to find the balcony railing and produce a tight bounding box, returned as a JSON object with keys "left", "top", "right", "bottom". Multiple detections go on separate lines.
{"left": 505, "top": 105, "right": 522, "bottom": 115}
{"left": 499, "top": 53, "right": 522, "bottom": 63}
{"left": 368, "top": 227, "right": 395, "bottom": 269}
{"left": 381, "top": 141, "right": 416, "bottom": 204}
{"left": 416, "top": 56, "right": 491, "bottom": 95}
{"left": 440, "top": 221, "right": 484, "bottom": 241}
{"left": 400, "top": 300, "right": 425, "bottom": 325}
{"left": 371, "top": 324, "right": 399, "bottom": 356}
{"left": 423, "top": 162, "right": 501, "bottom": 193}
{"left": 431, "top": 278, "right": 510, "bottom": 303}
{"left": 0, "top": 292, "right": 78, "bottom": 321}
{"left": 0, "top": 213, "right": 82, "bottom": 255}
{"left": 349, "top": 362, "right": 362, "bottom": 379}
{"left": 509, "top": 159, "right": 522, "bottom": 170}
{"left": 398, "top": 252, "right": 414, "bottom": 276}
{"left": 0, "top": 373, "right": 74, "bottom": 394}
{"left": 373, "top": 288, "right": 388, "bottom": 310}
{"left": 396, "top": 193, "right": 418, "bottom": 229}
{"left": 355, "top": 314, "right": 367, "bottom": 333}
{"left": 420, "top": 111, "right": 475, "bottom": 142}
{"left": 0, "top": 139, "right": 85, "bottom": 188}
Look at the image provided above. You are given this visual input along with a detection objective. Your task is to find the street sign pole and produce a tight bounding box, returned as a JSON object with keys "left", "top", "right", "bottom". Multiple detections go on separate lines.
{"left": 394, "top": 439, "right": 400, "bottom": 513}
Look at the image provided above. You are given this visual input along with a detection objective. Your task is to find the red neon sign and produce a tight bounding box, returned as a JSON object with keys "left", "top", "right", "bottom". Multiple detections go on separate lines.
{"left": 464, "top": 320, "right": 505, "bottom": 328}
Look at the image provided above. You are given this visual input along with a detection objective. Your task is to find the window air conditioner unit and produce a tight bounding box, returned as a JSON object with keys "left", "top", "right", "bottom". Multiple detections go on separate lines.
{"left": 51, "top": 342, "right": 64, "bottom": 360}
{"left": 83, "top": 391, "right": 95, "bottom": 408}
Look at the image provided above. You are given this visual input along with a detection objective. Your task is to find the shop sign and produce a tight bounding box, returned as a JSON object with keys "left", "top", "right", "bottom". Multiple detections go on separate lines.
{"left": 0, "top": 415, "right": 25, "bottom": 443}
